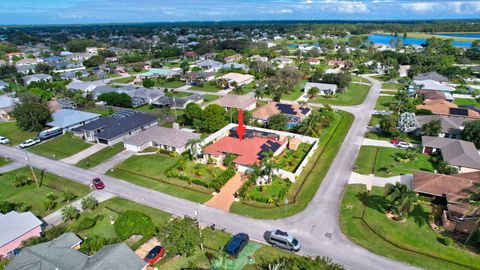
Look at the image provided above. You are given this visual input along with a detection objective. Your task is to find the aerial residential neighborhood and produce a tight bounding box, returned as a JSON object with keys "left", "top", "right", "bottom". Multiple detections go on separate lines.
{"left": 0, "top": 2, "right": 480, "bottom": 270}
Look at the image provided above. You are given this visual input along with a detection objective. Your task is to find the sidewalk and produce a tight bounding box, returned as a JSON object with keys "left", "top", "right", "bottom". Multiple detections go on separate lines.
{"left": 362, "top": 138, "right": 396, "bottom": 148}
{"left": 205, "top": 172, "right": 246, "bottom": 212}
{"left": 90, "top": 150, "right": 134, "bottom": 174}
{"left": 0, "top": 161, "right": 25, "bottom": 173}
{"left": 348, "top": 172, "right": 413, "bottom": 190}
{"left": 61, "top": 143, "right": 107, "bottom": 164}
{"left": 43, "top": 190, "right": 115, "bottom": 226}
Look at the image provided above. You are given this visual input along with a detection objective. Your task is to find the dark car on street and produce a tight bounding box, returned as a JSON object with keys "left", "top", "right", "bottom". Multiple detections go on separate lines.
{"left": 224, "top": 233, "right": 249, "bottom": 258}
{"left": 91, "top": 178, "right": 105, "bottom": 189}
{"left": 144, "top": 245, "right": 165, "bottom": 265}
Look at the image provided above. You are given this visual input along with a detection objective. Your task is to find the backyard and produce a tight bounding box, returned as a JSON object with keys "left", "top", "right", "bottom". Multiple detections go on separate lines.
{"left": 107, "top": 154, "right": 212, "bottom": 203}
{"left": 311, "top": 83, "right": 370, "bottom": 106}
{"left": 230, "top": 110, "right": 354, "bottom": 218}
{"left": 0, "top": 167, "right": 90, "bottom": 217}
{"left": 76, "top": 143, "right": 124, "bottom": 168}
{"left": 0, "top": 121, "right": 37, "bottom": 145}
{"left": 28, "top": 133, "right": 91, "bottom": 160}
{"left": 275, "top": 143, "right": 311, "bottom": 172}
{"left": 354, "top": 146, "right": 434, "bottom": 177}
{"left": 340, "top": 184, "right": 480, "bottom": 270}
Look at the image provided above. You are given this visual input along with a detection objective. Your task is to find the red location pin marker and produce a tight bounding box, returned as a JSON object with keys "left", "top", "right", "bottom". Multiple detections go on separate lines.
{"left": 237, "top": 109, "right": 245, "bottom": 141}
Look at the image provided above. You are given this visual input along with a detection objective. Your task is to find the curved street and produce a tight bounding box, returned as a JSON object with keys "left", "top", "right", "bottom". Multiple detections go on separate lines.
{"left": 0, "top": 76, "right": 418, "bottom": 270}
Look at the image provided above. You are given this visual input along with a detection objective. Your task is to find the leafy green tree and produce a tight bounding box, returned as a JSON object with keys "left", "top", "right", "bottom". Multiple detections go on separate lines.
{"left": 66, "top": 39, "right": 96, "bottom": 52}
{"left": 12, "top": 103, "right": 51, "bottom": 132}
{"left": 379, "top": 114, "right": 398, "bottom": 136}
{"left": 83, "top": 55, "right": 105, "bottom": 68}
{"left": 81, "top": 196, "right": 98, "bottom": 211}
{"left": 157, "top": 217, "right": 202, "bottom": 257}
{"left": 114, "top": 210, "right": 154, "bottom": 240}
{"left": 267, "top": 114, "right": 288, "bottom": 131}
{"left": 462, "top": 120, "right": 480, "bottom": 148}
{"left": 142, "top": 78, "right": 155, "bottom": 88}
{"left": 201, "top": 104, "right": 227, "bottom": 133}
{"left": 259, "top": 67, "right": 301, "bottom": 101}
{"left": 80, "top": 235, "right": 110, "bottom": 255}
{"left": 466, "top": 40, "right": 480, "bottom": 60}
{"left": 461, "top": 183, "right": 480, "bottom": 245}
{"left": 185, "top": 102, "right": 203, "bottom": 124}
{"left": 436, "top": 160, "right": 459, "bottom": 175}
{"left": 307, "top": 87, "right": 320, "bottom": 99}
{"left": 384, "top": 182, "right": 418, "bottom": 219}
{"left": 34, "top": 62, "right": 53, "bottom": 74}
{"left": 421, "top": 119, "right": 442, "bottom": 136}
{"left": 97, "top": 92, "right": 132, "bottom": 108}
{"left": 180, "top": 61, "right": 190, "bottom": 73}
{"left": 61, "top": 205, "right": 79, "bottom": 222}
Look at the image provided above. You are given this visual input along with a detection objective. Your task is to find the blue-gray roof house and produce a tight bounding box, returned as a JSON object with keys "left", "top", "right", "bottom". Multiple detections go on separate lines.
{"left": 5, "top": 232, "right": 147, "bottom": 270}
{"left": 0, "top": 80, "right": 8, "bottom": 90}
{"left": 47, "top": 109, "right": 101, "bottom": 131}
{"left": 72, "top": 110, "right": 158, "bottom": 145}
{"left": 221, "top": 62, "right": 246, "bottom": 70}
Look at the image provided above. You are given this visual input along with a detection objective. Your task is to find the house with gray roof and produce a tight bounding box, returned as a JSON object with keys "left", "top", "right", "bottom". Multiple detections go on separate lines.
{"left": 0, "top": 80, "right": 8, "bottom": 91}
{"left": 60, "top": 70, "right": 89, "bottom": 80}
{"left": 67, "top": 80, "right": 104, "bottom": 93}
{"left": 415, "top": 115, "right": 468, "bottom": 139}
{"left": 0, "top": 211, "right": 42, "bottom": 258}
{"left": 304, "top": 82, "right": 338, "bottom": 95}
{"left": 413, "top": 71, "right": 450, "bottom": 84}
{"left": 47, "top": 109, "right": 101, "bottom": 131}
{"left": 422, "top": 136, "right": 480, "bottom": 173}
{"left": 196, "top": 59, "right": 223, "bottom": 72}
{"left": 153, "top": 94, "right": 203, "bottom": 109}
{"left": 0, "top": 95, "right": 18, "bottom": 121}
{"left": 22, "top": 74, "right": 52, "bottom": 86}
{"left": 72, "top": 110, "right": 158, "bottom": 145}
{"left": 124, "top": 125, "right": 200, "bottom": 153}
{"left": 5, "top": 232, "right": 146, "bottom": 270}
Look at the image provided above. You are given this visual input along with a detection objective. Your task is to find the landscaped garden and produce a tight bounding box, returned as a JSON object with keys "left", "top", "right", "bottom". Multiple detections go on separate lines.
{"left": 275, "top": 143, "right": 311, "bottom": 172}
{"left": 230, "top": 110, "right": 354, "bottom": 218}
{"left": 340, "top": 184, "right": 480, "bottom": 270}
{"left": 240, "top": 176, "right": 292, "bottom": 204}
{"left": 0, "top": 167, "right": 89, "bottom": 217}
{"left": 0, "top": 121, "right": 37, "bottom": 145}
{"left": 165, "top": 158, "right": 230, "bottom": 190}
{"left": 28, "top": 133, "right": 91, "bottom": 160}
{"left": 76, "top": 143, "right": 124, "bottom": 168}
{"left": 311, "top": 83, "right": 370, "bottom": 106}
{"left": 107, "top": 154, "right": 213, "bottom": 203}
{"left": 354, "top": 146, "right": 435, "bottom": 177}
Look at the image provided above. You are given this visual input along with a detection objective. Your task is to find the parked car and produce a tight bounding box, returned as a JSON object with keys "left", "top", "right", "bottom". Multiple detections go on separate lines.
{"left": 38, "top": 127, "right": 62, "bottom": 141}
{"left": 91, "top": 178, "right": 105, "bottom": 189}
{"left": 143, "top": 245, "right": 165, "bottom": 265}
{"left": 0, "top": 136, "right": 10, "bottom": 145}
{"left": 395, "top": 141, "right": 411, "bottom": 148}
{"left": 390, "top": 139, "right": 399, "bottom": 145}
{"left": 267, "top": 229, "right": 301, "bottom": 252}
{"left": 19, "top": 138, "right": 40, "bottom": 149}
{"left": 224, "top": 233, "right": 249, "bottom": 258}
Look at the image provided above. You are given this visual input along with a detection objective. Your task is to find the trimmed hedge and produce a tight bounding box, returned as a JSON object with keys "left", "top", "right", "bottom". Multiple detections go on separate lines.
{"left": 114, "top": 210, "right": 155, "bottom": 240}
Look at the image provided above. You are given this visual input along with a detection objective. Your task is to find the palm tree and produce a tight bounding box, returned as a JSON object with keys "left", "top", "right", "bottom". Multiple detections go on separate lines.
{"left": 260, "top": 150, "right": 279, "bottom": 183}
{"left": 62, "top": 205, "right": 79, "bottom": 222}
{"left": 296, "top": 112, "right": 320, "bottom": 137}
{"left": 254, "top": 87, "right": 264, "bottom": 100}
{"left": 384, "top": 182, "right": 418, "bottom": 219}
{"left": 461, "top": 183, "right": 480, "bottom": 244}
{"left": 81, "top": 196, "right": 98, "bottom": 211}
{"left": 186, "top": 138, "right": 203, "bottom": 160}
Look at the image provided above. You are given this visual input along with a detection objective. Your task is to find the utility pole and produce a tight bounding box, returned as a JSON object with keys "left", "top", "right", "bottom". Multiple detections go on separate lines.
{"left": 24, "top": 151, "right": 39, "bottom": 188}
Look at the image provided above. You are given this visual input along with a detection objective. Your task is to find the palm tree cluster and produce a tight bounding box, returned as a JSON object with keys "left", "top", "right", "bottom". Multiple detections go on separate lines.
{"left": 384, "top": 182, "right": 418, "bottom": 220}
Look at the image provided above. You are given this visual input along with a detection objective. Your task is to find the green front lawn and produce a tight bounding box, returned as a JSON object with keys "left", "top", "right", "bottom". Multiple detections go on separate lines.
{"left": 230, "top": 110, "right": 354, "bottom": 218}
{"left": 365, "top": 131, "right": 421, "bottom": 144}
{"left": 0, "top": 167, "right": 90, "bottom": 216}
{"left": 382, "top": 83, "right": 404, "bottom": 90}
{"left": 110, "top": 76, "right": 134, "bottom": 84}
{"left": 165, "top": 91, "right": 193, "bottom": 98}
{"left": 340, "top": 184, "right": 480, "bottom": 270}
{"left": 202, "top": 94, "right": 221, "bottom": 103}
{"left": 374, "top": 95, "right": 394, "bottom": 111}
{"left": 354, "top": 146, "right": 434, "bottom": 177}
{"left": 0, "top": 158, "right": 11, "bottom": 167}
{"left": 311, "top": 83, "right": 370, "bottom": 106}
{"left": 29, "top": 133, "right": 91, "bottom": 160}
{"left": 155, "top": 79, "right": 186, "bottom": 89}
{"left": 245, "top": 177, "right": 292, "bottom": 204}
{"left": 351, "top": 76, "right": 371, "bottom": 84}
{"left": 370, "top": 74, "right": 389, "bottom": 82}
{"left": 369, "top": 115, "right": 382, "bottom": 127}
{"left": 189, "top": 81, "right": 221, "bottom": 92}
{"left": 0, "top": 121, "right": 37, "bottom": 145}
{"left": 166, "top": 159, "right": 225, "bottom": 186}
{"left": 76, "top": 143, "right": 124, "bottom": 169}
{"left": 107, "top": 154, "right": 212, "bottom": 203}
{"left": 453, "top": 98, "right": 480, "bottom": 107}
{"left": 282, "top": 80, "right": 307, "bottom": 101}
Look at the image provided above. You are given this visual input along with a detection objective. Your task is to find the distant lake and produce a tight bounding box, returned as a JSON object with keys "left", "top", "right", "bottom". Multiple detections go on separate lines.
{"left": 368, "top": 34, "right": 472, "bottom": 48}
{"left": 436, "top": 33, "right": 480, "bottom": 39}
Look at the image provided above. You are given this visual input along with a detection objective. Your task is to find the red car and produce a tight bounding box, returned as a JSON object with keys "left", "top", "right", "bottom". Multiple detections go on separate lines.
{"left": 390, "top": 139, "right": 399, "bottom": 145}
{"left": 143, "top": 245, "right": 165, "bottom": 265}
{"left": 91, "top": 178, "right": 105, "bottom": 189}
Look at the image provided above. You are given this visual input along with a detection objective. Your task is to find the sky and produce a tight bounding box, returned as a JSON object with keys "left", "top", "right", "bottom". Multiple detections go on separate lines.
{"left": 0, "top": 0, "right": 480, "bottom": 25}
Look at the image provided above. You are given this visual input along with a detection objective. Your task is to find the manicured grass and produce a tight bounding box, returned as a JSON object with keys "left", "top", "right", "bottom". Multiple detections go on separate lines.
{"left": 166, "top": 159, "right": 225, "bottom": 185}
{"left": 0, "top": 167, "right": 90, "bottom": 217}
{"left": 230, "top": 111, "right": 354, "bottom": 218}
{"left": 0, "top": 158, "right": 11, "bottom": 167}
{"left": 370, "top": 75, "right": 389, "bottom": 82}
{"left": 275, "top": 143, "right": 311, "bottom": 172}
{"left": 369, "top": 114, "right": 382, "bottom": 127}
{"left": 340, "top": 184, "right": 480, "bottom": 270}
{"left": 245, "top": 177, "right": 291, "bottom": 203}
{"left": 0, "top": 121, "right": 37, "bottom": 145}
{"left": 165, "top": 91, "right": 192, "bottom": 98}
{"left": 189, "top": 81, "right": 221, "bottom": 92}
{"left": 365, "top": 131, "right": 421, "bottom": 144}
{"left": 63, "top": 196, "right": 171, "bottom": 248}
{"left": 374, "top": 95, "right": 394, "bottom": 111}
{"left": 202, "top": 94, "right": 221, "bottom": 103}
{"left": 351, "top": 76, "right": 371, "bottom": 84}
{"left": 110, "top": 76, "right": 134, "bottom": 84}
{"left": 76, "top": 143, "right": 124, "bottom": 168}
{"left": 156, "top": 79, "right": 186, "bottom": 89}
{"left": 453, "top": 98, "right": 480, "bottom": 107}
{"left": 382, "top": 83, "right": 404, "bottom": 90}
{"left": 283, "top": 80, "right": 307, "bottom": 101}
{"left": 311, "top": 83, "right": 370, "bottom": 106}
{"left": 28, "top": 133, "right": 91, "bottom": 160}
{"left": 107, "top": 154, "right": 212, "bottom": 203}
{"left": 354, "top": 146, "right": 434, "bottom": 177}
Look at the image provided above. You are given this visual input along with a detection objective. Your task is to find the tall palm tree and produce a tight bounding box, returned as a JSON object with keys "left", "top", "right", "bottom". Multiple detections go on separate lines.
{"left": 61, "top": 205, "right": 79, "bottom": 222}
{"left": 254, "top": 87, "right": 264, "bottom": 100}
{"left": 186, "top": 138, "right": 203, "bottom": 160}
{"left": 461, "top": 183, "right": 480, "bottom": 244}
{"left": 384, "top": 182, "right": 418, "bottom": 219}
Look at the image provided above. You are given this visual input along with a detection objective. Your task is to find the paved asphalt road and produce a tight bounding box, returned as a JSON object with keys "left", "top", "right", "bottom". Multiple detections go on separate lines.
{"left": 0, "top": 76, "right": 417, "bottom": 270}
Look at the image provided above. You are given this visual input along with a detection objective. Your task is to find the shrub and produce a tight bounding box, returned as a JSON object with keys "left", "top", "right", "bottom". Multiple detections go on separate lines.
{"left": 114, "top": 210, "right": 155, "bottom": 240}
{"left": 0, "top": 201, "right": 16, "bottom": 213}
{"left": 81, "top": 196, "right": 98, "bottom": 211}
{"left": 62, "top": 191, "right": 77, "bottom": 202}
{"left": 79, "top": 235, "right": 109, "bottom": 255}
{"left": 210, "top": 167, "right": 236, "bottom": 191}
{"left": 74, "top": 215, "right": 103, "bottom": 231}
{"left": 11, "top": 175, "right": 32, "bottom": 188}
